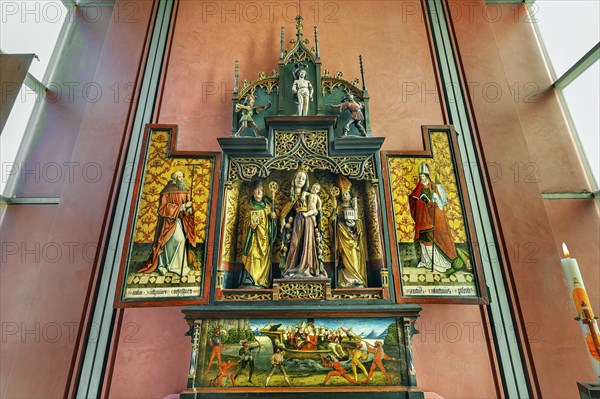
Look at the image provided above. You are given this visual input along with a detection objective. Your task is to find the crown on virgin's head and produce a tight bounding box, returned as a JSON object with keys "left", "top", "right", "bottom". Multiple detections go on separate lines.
{"left": 297, "top": 162, "right": 310, "bottom": 174}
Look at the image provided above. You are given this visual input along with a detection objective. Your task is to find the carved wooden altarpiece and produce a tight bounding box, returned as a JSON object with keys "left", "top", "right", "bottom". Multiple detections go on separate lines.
{"left": 114, "top": 14, "right": 491, "bottom": 399}
{"left": 179, "top": 16, "right": 427, "bottom": 399}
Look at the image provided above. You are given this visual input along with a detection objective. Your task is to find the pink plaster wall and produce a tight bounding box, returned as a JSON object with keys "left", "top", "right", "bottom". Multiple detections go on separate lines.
{"left": 488, "top": 3, "right": 593, "bottom": 193}
{"left": 107, "top": 307, "right": 190, "bottom": 399}
{"left": 0, "top": 1, "right": 154, "bottom": 397}
{"left": 2, "top": 1, "right": 598, "bottom": 398}
{"left": 156, "top": 0, "right": 444, "bottom": 152}
{"left": 449, "top": 0, "right": 599, "bottom": 397}
{"left": 413, "top": 305, "right": 498, "bottom": 398}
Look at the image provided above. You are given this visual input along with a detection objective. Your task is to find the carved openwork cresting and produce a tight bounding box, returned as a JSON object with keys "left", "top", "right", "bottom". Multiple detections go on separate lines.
{"left": 227, "top": 131, "right": 376, "bottom": 182}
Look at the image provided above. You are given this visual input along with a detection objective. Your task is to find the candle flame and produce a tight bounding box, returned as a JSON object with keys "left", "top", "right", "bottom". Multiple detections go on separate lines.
{"left": 562, "top": 242, "right": 570, "bottom": 258}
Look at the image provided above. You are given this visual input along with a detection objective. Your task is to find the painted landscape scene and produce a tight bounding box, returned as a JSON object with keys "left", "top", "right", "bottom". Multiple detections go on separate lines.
{"left": 197, "top": 318, "right": 408, "bottom": 388}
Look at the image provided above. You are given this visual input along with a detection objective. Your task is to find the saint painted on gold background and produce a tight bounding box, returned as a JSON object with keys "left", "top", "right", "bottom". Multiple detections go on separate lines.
{"left": 408, "top": 162, "right": 468, "bottom": 276}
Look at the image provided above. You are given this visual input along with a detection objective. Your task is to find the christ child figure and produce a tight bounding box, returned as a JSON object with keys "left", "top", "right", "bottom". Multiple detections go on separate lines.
{"left": 302, "top": 183, "right": 322, "bottom": 225}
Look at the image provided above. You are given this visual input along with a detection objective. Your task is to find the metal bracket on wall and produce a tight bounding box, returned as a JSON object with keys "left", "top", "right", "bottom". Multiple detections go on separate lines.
{"left": 0, "top": 195, "right": 60, "bottom": 205}
{"left": 542, "top": 192, "right": 597, "bottom": 200}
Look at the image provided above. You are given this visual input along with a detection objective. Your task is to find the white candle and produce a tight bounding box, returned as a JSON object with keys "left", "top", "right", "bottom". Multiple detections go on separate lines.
{"left": 561, "top": 243, "right": 600, "bottom": 383}
{"left": 561, "top": 243, "right": 586, "bottom": 291}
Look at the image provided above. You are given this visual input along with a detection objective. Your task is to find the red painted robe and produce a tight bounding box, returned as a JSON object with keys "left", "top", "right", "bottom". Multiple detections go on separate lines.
{"left": 408, "top": 181, "right": 457, "bottom": 261}
{"left": 138, "top": 183, "right": 196, "bottom": 273}
{"left": 300, "top": 333, "right": 318, "bottom": 350}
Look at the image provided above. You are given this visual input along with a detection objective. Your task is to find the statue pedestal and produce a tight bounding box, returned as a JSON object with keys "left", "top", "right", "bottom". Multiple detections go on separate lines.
{"left": 272, "top": 278, "right": 331, "bottom": 300}
{"left": 219, "top": 285, "right": 390, "bottom": 301}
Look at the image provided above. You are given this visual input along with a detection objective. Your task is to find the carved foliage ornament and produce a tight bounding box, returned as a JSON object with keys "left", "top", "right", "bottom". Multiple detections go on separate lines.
{"left": 227, "top": 131, "right": 375, "bottom": 182}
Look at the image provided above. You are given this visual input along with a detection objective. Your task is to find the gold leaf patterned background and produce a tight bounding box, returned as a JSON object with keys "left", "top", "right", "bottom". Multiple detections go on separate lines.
{"left": 221, "top": 183, "right": 240, "bottom": 264}
{"left": 133, "top": 131, "right": 213, "bottom": 243}
{"left": 389, "top": 131, "right": 467, "bottom": 244}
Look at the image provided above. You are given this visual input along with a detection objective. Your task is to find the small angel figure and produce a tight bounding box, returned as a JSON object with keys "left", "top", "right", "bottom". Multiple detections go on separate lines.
{"left": 233, "top": 94, "right": 271, "bottom": 137}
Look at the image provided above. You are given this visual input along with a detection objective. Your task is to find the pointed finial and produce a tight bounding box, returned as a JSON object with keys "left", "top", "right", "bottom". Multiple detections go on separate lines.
{"left": 295, "top": 15, "right": 303, "bottom": 39}
{"left": 279, "top": 27, "right": 285, "bottom": 59}
{"left": 314, "top": 26, "right": 320, "bottom": 58}
{"left": 233, "top": 60, "right": 239, "bottom": 95}
{"left": 359, "top": 54, "right": 366, "bottom": 91}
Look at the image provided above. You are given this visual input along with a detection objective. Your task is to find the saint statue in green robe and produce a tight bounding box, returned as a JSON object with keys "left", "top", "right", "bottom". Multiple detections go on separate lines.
{"left": 237, "top": 179, "right": 277, "bottom": 288}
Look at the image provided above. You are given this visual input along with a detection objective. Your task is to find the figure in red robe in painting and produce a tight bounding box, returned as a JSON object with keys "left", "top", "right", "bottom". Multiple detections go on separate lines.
{"left": 299, "top": 326, "right": 318, "bottom": 351}
{"left": 138, "top": 171, "right": 196, "bottom": 276}
{"left": 408, "top": 163, "right": 467, "bottom": 276}
{"left": 204, "top": 328, "right": 223, "bottom": 376}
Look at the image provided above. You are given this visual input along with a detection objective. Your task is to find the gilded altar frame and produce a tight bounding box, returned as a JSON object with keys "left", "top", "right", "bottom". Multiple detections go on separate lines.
{"left": 382, "top": 126, "right": 488, "bottom": 304}
{"left": 114, "top": 125, "right": 220, "bottom": 307}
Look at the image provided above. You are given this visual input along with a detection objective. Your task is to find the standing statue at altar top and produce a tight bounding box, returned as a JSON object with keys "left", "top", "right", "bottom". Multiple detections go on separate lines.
{"left": 330, "top": 94, "right": 367, "bottom": 137}
{"left": 280, "top": 170, "right": 326, "bottom": 278}
{"left": 292, "top": 69, "right": 313, "bottom": 116}
{"left": 330, "top": 175, "right": 368, "bottom": 288}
